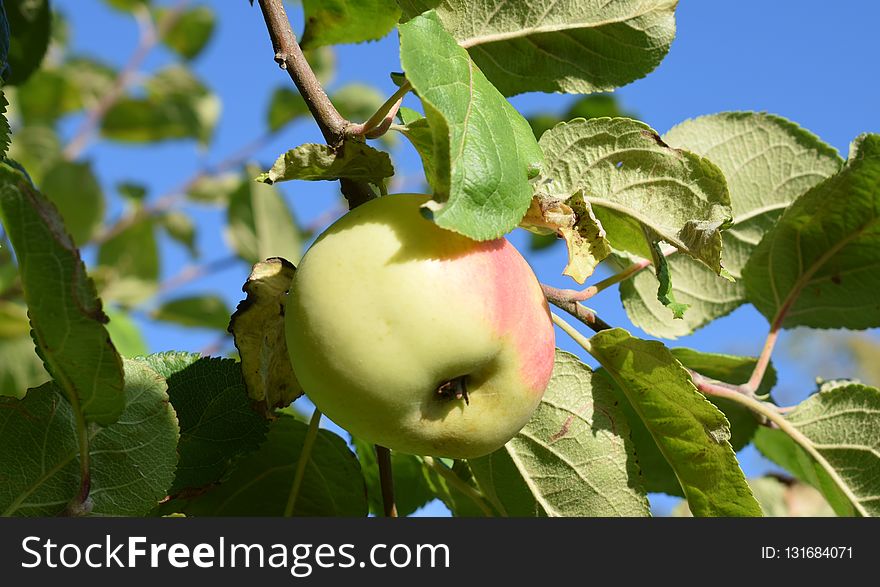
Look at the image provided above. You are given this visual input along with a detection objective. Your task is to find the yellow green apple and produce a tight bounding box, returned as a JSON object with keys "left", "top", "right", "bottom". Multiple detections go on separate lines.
{"left": 285, "top": 194, "right": 555, "bottom": 458}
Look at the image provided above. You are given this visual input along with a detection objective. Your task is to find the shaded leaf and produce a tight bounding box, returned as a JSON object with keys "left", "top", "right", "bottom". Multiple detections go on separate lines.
{"left": 754, "top": 381, "right": 880, "bottom": 517}
{"left": 399, "top": 11, "right": 542, "bottom": 240}
{"left": 7, "top": 125, "right": 61, "bottom": 187}
{"left": 0, "top": 335, "right": 48, "bottom": 399}
{"left": 229, "top": 258, "right": 303, "bottom": 413}
{"left": 5, "top": 0, "right": 51, "bottom": 85}
{"left": 589, "top": 328, "right": 761, "bottom": 516}
{"left": 0, "top": 359, "right": 179, "bottom": 516}
{"left": 0, "top": 162, "right": 124, "bottom": 425}
{"left": 469, "top": 351, "right": 649, "bottom": 516}
{"left": 159, "top": 210, "right": 197, "bottom": 257}
{"left": 300, "top": 0, "right": 400, "bottom": 49}
{"left": 266, "top": 87, "right": 309, "bottom": 132}
{"left": 152, "top": 295, "right": 232, "bottom": 331}
{"left": 186, "top": 172, "right": 240, "bottom": 204}
{"left": 136, "top": 353, "right": 268, "bottom": 493}
{"left": 104, "top": 306, "right": 148, "bottom": 357}
{"left": 744, "top": 134, "right": 880, "bottom": 330}
{"left": 97, "top": 217, "right": 160, "bottom": 305}
{"left": 158, "top": 5, "right": 215, "bottom": 60}
{"left": 399, "top": 0, "right": 677, "bottom": 97}
{"left": 160, "top": 414, "right": 367, "bottom": 516}
{"left": 39, "top": 160, "right": 105, "bottom": 245}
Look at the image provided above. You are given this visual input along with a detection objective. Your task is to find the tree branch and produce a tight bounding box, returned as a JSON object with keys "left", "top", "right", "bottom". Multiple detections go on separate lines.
{"left": 63, "top": 1, "right": 189, "bottom": 160}
{"left": 256, "top": 0, "right": 346, "bottom": 145}
{"left": 541, "top": 284, "right": 612, "bottom": 333}
{"left": 376, "top": 445, "right": 398, "bottom": 517}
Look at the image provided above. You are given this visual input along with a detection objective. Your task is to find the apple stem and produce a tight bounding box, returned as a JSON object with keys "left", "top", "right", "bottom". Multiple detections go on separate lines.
{"left": 436, "top": 376, "right": 470, "bottom": 405}
{"left": 376, "top": 445, "right": 398, "bottom": 517}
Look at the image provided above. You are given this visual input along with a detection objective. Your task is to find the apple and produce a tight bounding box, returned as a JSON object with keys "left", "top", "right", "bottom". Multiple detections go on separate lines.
{"left": 285, "top": 194, "right": 555, "bottom": 458}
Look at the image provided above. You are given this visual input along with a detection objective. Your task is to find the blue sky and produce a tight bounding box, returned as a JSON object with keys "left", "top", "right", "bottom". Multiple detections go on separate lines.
{"left": 52, "top": 0, "right": 880, "bottom": 515}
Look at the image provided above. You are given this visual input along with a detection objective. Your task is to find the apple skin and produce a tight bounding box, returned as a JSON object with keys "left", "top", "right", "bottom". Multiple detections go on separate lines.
{"left": 285, "top": 194, "right": 555, "bottom": 458}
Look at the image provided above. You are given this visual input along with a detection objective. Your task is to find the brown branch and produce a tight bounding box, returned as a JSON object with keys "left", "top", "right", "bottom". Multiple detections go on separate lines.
{"left": 63, "top": 1, "right": 190, "bottom": 160}
{"left": 541, "top": 284, "right": 612, "bottom": 333}
{"left": 256, "top": 0, "right": 346, "bottom": 145}
{"left": 376, "top": 445, "right": 398, "bottom": 517}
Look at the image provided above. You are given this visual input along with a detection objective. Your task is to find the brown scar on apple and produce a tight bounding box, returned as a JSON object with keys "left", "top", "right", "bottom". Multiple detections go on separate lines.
{"left": 436, "top": 376, "right": 469, "bottom": 405}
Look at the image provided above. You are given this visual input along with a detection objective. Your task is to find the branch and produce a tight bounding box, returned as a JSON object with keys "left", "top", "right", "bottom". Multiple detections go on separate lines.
{"left": 541, "top": 284, "right": 612, "bottom": 333}
{"left": 284, "top": 408, "right": 322, "bottom": 517}
{"left": 256, "top": 0, "right": 346, "bottom": 145}
{"left": 376, "top": 445, "right": 398, "bottom": 517}
{"left": 63, "top": 1, "right": 189, "bottom": 160}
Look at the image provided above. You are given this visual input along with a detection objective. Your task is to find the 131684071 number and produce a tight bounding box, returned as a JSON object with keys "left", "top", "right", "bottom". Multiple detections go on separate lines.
{"left": 762, "top": 546, "right": 853, "bottom": 559}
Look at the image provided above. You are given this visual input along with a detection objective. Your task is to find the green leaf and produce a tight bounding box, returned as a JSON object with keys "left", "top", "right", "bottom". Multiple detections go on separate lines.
{"left": 257, "top": 141, "right": 393, "bottom": 193}
{"left": 159, "top": 210, "right": 197, "bottom": 257}
{"left": 158, "top": 5, "right": 215, "bottom": 60}
{"left": 266, "top": 87, "right": 309, "bottom": 132}
{"left": 588, "top": 328, "right": 761, "bottom": 516}
{"left": 117, "top": 181, "right": 147, "bottom": 202}
{"left": 754, "top": 381, "right": 880, "bottom": 517}
{"left": 651, "top": 240, "right": 689, "bottom": 319}
{"left": 104, "top": 307, "right": 148, "bottom": 357}
{"left": 15, "top": 69, "right": 79, "bottom": 123}
{"left": 101, "top": 66, "right": 220, "bottom": 145}
{"left": 332, "top": 83, "right": 385, "bottom": 122}
{"left": 228, "top": 258, "right": 303, "bottom": 413}
{"left": 0, "top": 359, "right": 179, "bottom": 516}
{"left": 103, "top": 0, "right": 151, "bottom": 12}
{"left": 300, "top": 0, "right": 400, "bottom": 49}
{"left": 0, "top": 163, "right": 125, "bottom": 425}
{"left": 186, "top": 172, "right": 240, "bottom": 204}
{"left": 136, "top": 353, "right": 268, "bottom": 494}
{"left": 1, "top": 91, "right": 9, "bottom": 158}
{"left": 152, "top": 295, "right": 232, "bottom": 331}
{"left": 7, "top": 124, "right": 61, "bottom": 184}
{"left": 227, "top": 168, "right": 303, "bottom": 264}
{"left": 744, "top": 134, "right": 880, "bottom": 329}
{"left": 97, "top": 218, "right": 160, "bottom": 305}
{"left": 622, "top": 112, "right": 844, "bottom": 339}
{"left": 353, "top": 437, "right": 435, "bottom": 517}
{"left": 674, "top": 476, "right": 835, "bottom": 517}
{"left": 160, "top": 414, "right": 367, "bottom": 516}
{"left": 423, "top": 458, "right": 497, "bottom": 516}
{"left": 39, "top": 160, "right": 105, "bottom": 245}
{"left": 0, "top": 335, "right": 49, "bottom": 398}
{"left": 537, "top": 117, "right": 733, "bottom": 272}
{"left": 394, "top": 106, "right": 436, "bottom": 186}
{"left": 399, "top": 11, "right": 542, "bottom": 240}
{"left": 528, "top": 94, "right": 636, "bottom": 140}
{"left": 0, "top": 3, "right": 9, "bottom": 79}
{"left": 5, "top": 0, "right": 51, "bottom": 85}
{"left": 399, "top": 0, "right": 677, "bottom": 97}
{"left": 468, "top": 351, "right": 649, "bottom": 516}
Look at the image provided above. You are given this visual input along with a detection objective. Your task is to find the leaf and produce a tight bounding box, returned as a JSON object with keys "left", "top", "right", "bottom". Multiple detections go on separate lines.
{"left": 103, "top": 0, "right": 151, "bottom": 11}
{"left": 97, "top": 217, "right": 160, "bottom": 305}
{"left": 537, "top": 117, "right": 733, "bottom": 272}
{"left": 651, "top": 240, "right": 689, "bottom": 319}
{"left": 424, "top": 458, "right": 497, "bottom": 516}
{"left": 300, "top": 0, "right": 400, "bottom": 50}
{"left": 266, "top": 87, "right": 309, "bottom": 132}
{"left": 229, "top": 258, "right": 303, "bottom": 413}
{"left": 0, "top": 336, "right": 48, "bottom": 399}
{"left": 588, "top": 328, "right": 761, "bottom": 516}
{"left": 394, "top": 106, "right": 436, "bottom": 186}
{"left": 399, "top": 0, "right": 677, "bottom": 97}
{"left": 136, "top": 353, "right": 268, "bottom": 494}
{"left": 161, "top": 414, "right": 367, "bottom": 516}
{"left": 520, "top": 194, "right": 611, "bottom": 283}
{"left": 468, "top": 351, "right": 649, "bottom": 516}
{"left": 4, "top": 0, "right": 51, "bottom": 85}
{"left": 754, "top": 381, "right": 880, "bottom": 517}
{"left": 0, "top": 163, "right": 124, "bottom": 425}
{"left": 257, "top": 141, "right": 393, "bottom": 193}
{"left": 6, "top": 125, "right": 61, "bottom": 185}
{"left": 399, "top": 11, "right": 542, "bottom": 240}
{"left": 159, "top": 210, "right": 197, "bottom": 256}
{"left": 186, "top": 172, "right": 240, "bottom": 204}
{"left": 621, "top": 112, "right": 844, "bottom": 339}
{"left": 674, "top": 476, "right": 834, "bottom": 517}
{"left": 529, "top": 94, "right": 637, "bottom": 141}
{"left": 152, "top": 295, "right": 232, "bottom": 331}
{"left": 39, "top": 160, "right": 105, "bottom": 245}
{"left": 158, "top": 5, "right": 215, "bottom": 60}
{"left": 1, "top": 90, "right": 9, "bottom": 157}
{"left": 104, "top": 307, "right": 148, "bottom": 357}
{"left": 744, "top": 134, "right": 880, "bottom": 329}
{"left": 0, "top": 359, "right": 179, "bottom": 516}
{"left": 227, "top": 167, "right": 303, "bottom": 264}
{"left": 353, "top": 437, "right": 435, "bottom": 517}
{"left": 101, "top": 65, "right": 220, "bottom": 145}
{"left": 15, "top": 69, "right": 79, "bottom": 123}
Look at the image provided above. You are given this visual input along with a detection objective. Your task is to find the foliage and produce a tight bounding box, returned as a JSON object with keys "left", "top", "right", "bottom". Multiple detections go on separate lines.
{"left": 0, "top": 0, "right": 877, "bottom": 519}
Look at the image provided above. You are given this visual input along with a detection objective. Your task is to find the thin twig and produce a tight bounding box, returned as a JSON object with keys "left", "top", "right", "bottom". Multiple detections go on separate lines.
{"left": 349, "top": 81, "right": 411, "bottom": 139}
{"left": 284, "top": 408, "right": 322, "bottom": 517}
{"left": 157, "top": 255, "right": 240, "bottom": 294}
{"left": 256, "top": 0, "right": 346, "bottom": 145}
{"left": 376, "top": 445, "right": 398, "bottom": 517}
{"left": 541, "top": 284, "right": 612, "bottom": 333}
{"left": 63, "top": 1, "right": 190, "bottom": 160}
